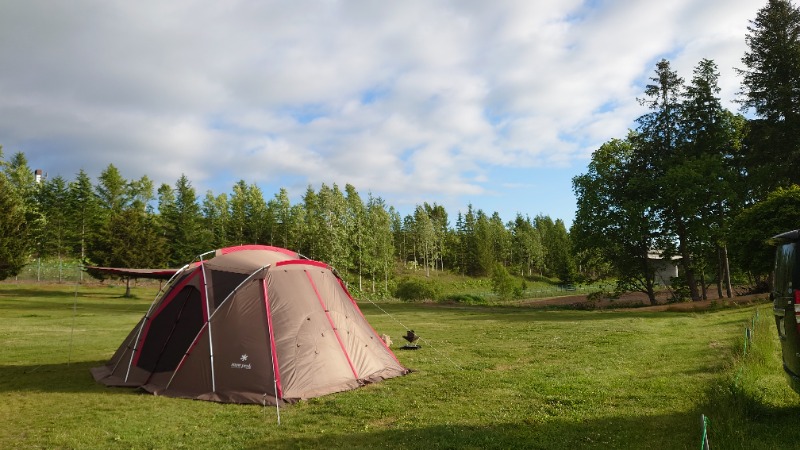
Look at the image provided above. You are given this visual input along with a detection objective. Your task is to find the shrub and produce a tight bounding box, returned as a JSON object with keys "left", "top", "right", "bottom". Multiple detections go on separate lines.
{"left": 587, "top": 288, "right": 620, "bottom": 301}
{"left": 439, "top": 294, "right": 487, "bottom": 305}
{"left": 491, "top": 263, "right": 517, "bottom": 301}
{"left": 667, "top": 275, "right": 690, "bottom": 302}
{"left": 394, "top": 278, "right": 440, "bottom": 301}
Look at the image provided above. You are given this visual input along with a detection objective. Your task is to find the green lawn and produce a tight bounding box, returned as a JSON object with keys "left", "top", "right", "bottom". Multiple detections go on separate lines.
{"left": 0, "top": 283, "right": 797, "bottom": 449}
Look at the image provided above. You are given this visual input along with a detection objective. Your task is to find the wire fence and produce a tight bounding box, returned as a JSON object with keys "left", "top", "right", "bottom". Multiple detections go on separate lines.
{"left": 11, "top": 258, "right": 84, "bottom": 283}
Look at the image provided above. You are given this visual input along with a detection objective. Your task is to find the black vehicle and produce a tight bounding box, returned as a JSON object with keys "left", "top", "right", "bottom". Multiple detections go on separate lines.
{"left": 772, "top": 230, "right": 800, "bottom": 394}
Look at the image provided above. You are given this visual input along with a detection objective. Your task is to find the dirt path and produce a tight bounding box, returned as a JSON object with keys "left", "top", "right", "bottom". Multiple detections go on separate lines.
{"left": 519, "top": 291, "right": 770, "bottom": 311}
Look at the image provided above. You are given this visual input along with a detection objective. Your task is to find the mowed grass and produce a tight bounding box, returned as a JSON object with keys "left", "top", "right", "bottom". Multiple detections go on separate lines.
{"left": 0, "top": 283, "right": 798, "bottom": 449}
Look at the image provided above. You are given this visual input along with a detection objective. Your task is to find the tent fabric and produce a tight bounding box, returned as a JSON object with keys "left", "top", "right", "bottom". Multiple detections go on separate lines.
{"left": 91, "top": 245, "right": 409, "bottom": 404}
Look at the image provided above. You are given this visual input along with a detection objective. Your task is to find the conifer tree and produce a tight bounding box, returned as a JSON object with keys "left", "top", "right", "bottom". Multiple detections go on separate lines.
{"left": 738, "top": 0, "right": 800, "bottom": 190}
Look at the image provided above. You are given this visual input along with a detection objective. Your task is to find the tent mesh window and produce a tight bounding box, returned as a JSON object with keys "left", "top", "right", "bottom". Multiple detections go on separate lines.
{"left": 137, "top": 285, "right": 204, "bottom": 373}
{"left": 210, "top": 270, "right": 250, "bottom": 309}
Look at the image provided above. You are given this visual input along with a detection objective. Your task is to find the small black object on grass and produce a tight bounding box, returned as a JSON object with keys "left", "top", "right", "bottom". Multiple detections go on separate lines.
{"left": 400, "top": 330, "right": 421, "bottom": 350}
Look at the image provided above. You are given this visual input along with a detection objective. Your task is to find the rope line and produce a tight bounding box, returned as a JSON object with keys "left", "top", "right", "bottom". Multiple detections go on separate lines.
{"left": 67, "top": 264, "right": 80, "bottom": 366}
{"left": 362, "top": 298, "right": 464, "bottom": 371}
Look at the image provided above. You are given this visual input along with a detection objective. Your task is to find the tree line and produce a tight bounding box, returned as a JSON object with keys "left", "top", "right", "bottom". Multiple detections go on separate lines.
{"left": 572, "top": 0, "right": 800, "bottom": 304}
{"left": 0, "top": 149, "right": 575, "bottom": 297}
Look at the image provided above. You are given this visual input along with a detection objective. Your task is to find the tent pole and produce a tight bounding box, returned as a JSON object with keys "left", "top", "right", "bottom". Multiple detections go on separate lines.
{"left": 200, "top": 262, "right": 216, "bottom": 393}
{"left": 261, "top": 277, "right": 281, "bottom": 425}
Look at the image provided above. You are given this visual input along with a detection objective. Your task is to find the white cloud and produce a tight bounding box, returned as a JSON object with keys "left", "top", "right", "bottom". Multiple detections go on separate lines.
{"left": 0, "top": 0, "right": 763, "bottom": 221}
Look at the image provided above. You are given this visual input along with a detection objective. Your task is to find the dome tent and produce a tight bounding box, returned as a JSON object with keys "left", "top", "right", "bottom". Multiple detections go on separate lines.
{"left": 91, "top": 245, "right": 409, "bottom": 404}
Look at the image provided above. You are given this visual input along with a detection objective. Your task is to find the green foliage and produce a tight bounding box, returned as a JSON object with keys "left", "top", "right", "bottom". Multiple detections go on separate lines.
{"left": 67, "top": 169, "right": 100, "bottom": 261}
{"left": 574, "top": 57, "right": 745, "bottom": 301}
{"left": 490, "top": 262, "right": 518, "bottom": 300}
{"left": 437, "top": 293, "right": 487, "bottom": 305}
{"left": 0, "top": 143, "right": 584, "bottom": 295}
{"left": 585, "top": 289, "right": 620, "bottom": 308}
{"left": 0, "top": 175, "right": 31, "bottom": 280}
{"left": 159, "top": 175, "right": 208, "bottom": 265}
{"left": 95, "top": 164, "right": 129, "bottom": 213}
{"left": 393, "top": 278, "right": 441, "bottom": 301}
{"left": 573, "top": 137, "right": 660, "bottom": 304}
{"left": 738, "top": 0, "right": 800, "bottom": 192}
{"left": 666, "top": 274, "right": 691, "bottom": 303}
{"left": 730, "top": 185, "right": 800, "bottom": 279}
{"left": 201, "top": 191, "right": 229, "bottom": 249}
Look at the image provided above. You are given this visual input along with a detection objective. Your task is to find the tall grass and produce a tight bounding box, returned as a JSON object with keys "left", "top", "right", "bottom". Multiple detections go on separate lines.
{"left": 703, "top": 307, "right": 800, "bottom": 448}
{"left": 0, "top": 283, "right": 793, "bottom": 449}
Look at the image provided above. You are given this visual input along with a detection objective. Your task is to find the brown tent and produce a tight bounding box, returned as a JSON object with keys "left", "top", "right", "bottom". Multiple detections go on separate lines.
{"left": 91, "top": 245, "right": 409, "bottom": 404}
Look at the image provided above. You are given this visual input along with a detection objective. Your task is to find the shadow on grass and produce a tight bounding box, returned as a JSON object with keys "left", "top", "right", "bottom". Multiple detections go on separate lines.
{"left": 0, "top": 360, "right": 114, "bottom": 393}
{"left": 0, "top": 293, "right": 151, "bottom": 314}
{"left": 400, "top": 305, "right": 714, "bottom": 323}
{"left": 247, "top": 413, "right": 707, "bottom": 450}
{"left": 0, "top": 284, "right": 159, "bottom": 301}
{"left": 702, "top": 374, "right": 800, "bottom": 448}
{"left": 0, "top": 287, "right": 96, "bottom": 301}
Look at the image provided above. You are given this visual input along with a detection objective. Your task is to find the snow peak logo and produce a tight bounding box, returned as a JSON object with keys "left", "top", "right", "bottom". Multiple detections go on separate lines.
{"left": 231, "top": 354, "right": 251, "bottom": 370}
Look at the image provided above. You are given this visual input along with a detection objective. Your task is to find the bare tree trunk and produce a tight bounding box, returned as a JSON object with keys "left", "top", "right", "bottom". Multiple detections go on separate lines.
{"left": 722, "top": 244, "right": 732, "bottom": 298}
{"left": 677, "top": 221, "right": 700, "bottom": 301}
{"left": 716, "top": 246, "right": 724, "bottom": 299}
{"left": 424, "top": 242, "right": 430, "bottom": 277}
{"left": 700, "top": 268, "right": 707, "bottom": 300}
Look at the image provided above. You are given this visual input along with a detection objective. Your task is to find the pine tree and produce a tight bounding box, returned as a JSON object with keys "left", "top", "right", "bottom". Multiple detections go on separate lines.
{"left": 160, "top": 175, "right": 207, "bottom": 264}
{"left": 267, "top": 188, "right": 293, "bottom": 249}
{"left": 201, "top": 191, "right": 228, "bottom": 248}
{"left": 67, "top": 170, "right": 100, "bottom": 278}
{"left": 36, "top": 176, "right": 71, "bottom": 279}
{"left": 738, "top": 0, "right": 800, "bottom": 190}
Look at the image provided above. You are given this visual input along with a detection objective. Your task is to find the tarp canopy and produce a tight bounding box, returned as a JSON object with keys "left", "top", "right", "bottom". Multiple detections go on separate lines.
{"left": 85, "top": 266, "right": 183, "bottom": 280}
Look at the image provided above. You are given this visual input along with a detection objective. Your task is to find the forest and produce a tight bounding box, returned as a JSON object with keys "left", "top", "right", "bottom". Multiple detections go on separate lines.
{"left": 2, "top": 0, "right": 800, "bottom": 303}
{"left": 0, "top": 150, "right": 571, "bottom": 299}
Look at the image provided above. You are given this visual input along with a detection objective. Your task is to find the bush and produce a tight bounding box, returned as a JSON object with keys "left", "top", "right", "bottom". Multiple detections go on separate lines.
{"left": 586, "top": 290, "right": 617, "bottom": 303}
{"left": 438, "top": 294, "right": 487, "bottom": 305}
{"left": 667, "top": 275, "right": 690, "bottom": 302}
{"left": 491, "top": 263, "right": 519, "bottom": 301}
{"left": 394, "top": 278, "right": 440, "bottom": 301}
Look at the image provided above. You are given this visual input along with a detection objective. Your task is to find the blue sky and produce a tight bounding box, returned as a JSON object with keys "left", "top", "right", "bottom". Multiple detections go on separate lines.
{"left": 0, "top": 0, "right": 761, "bottom": 226}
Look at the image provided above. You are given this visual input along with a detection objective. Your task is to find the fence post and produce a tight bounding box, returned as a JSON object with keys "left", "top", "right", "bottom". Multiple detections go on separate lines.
{"left": 744, "top": 327, "right": 750, "bottom": 355}
{"left": 701, "top": 414, "right": 710, "bottom": 450}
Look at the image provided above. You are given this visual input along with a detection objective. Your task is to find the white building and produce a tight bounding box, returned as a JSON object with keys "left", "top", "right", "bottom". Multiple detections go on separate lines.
{"left": 648, "top": 251, "right": 679, "bottom": 286}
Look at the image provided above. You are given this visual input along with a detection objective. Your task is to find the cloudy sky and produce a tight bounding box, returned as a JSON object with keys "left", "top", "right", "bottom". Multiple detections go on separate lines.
{"left": 0, "top": 0, "right": 761, "bottom": 225}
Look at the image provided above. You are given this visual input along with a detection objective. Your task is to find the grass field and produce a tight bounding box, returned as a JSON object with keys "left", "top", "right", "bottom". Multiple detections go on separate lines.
{"left": 1, "top": 283, "right": 799, "bottom": 449}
